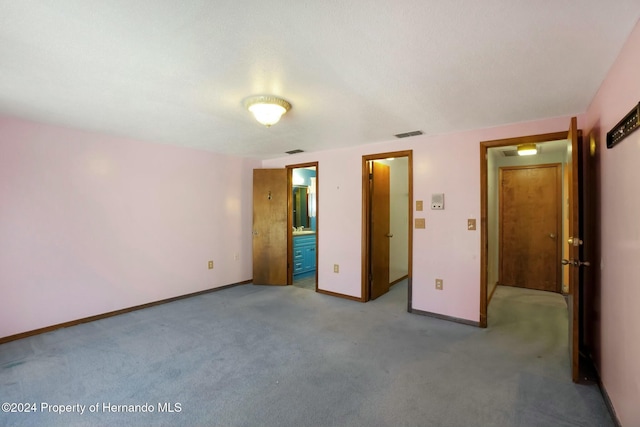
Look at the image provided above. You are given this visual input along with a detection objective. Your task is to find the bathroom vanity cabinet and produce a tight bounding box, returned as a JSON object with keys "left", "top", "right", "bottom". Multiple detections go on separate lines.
{"left": 293, "top": 233, "right": 316, "bottom": 276}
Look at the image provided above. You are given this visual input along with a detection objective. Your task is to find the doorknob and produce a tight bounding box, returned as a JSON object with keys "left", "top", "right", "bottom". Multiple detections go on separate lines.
{"left": 386, "top": 233, "right": 393, "bottom": 238}
{"left": 549, "top": 233, "right": 556, "bottom": 239}
{"left": 561, "top": 259, "right": 573, "bottom": 265}
{"left": 577, "top": 260, "right": 591, "bottom": 267}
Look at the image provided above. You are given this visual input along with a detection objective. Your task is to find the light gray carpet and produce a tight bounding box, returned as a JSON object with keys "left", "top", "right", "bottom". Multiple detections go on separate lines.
{"left": 0, "top": 282, "right": 613, "bottom": 426}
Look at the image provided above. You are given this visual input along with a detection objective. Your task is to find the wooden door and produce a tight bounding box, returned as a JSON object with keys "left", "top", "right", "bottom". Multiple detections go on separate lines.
{"left": 370, "top": 161, "right": 390, "bottom": 300}
{"left": 499, "top": 164, "right": 561, "bottom": 292}
{"left": 566, "top": 116, "right": 588, "bottom": 382}
{"left": 580, "top": 132, "right": 598, "bottom": 377}
{"left": 252, "top": 169, "right": 288, "bottom": 285}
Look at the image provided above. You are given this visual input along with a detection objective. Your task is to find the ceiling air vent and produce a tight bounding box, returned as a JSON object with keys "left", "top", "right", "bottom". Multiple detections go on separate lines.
{"left": 286, "top": 149, "right": 304, "bottom": 155}
{"left": 394, "top": 130, "right": 423, "bottom": 139}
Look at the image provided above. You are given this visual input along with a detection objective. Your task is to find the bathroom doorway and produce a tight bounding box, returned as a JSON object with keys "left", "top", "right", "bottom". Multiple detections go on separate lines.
{"left": 288, "top": 162, "right": 318, "bottom": 291}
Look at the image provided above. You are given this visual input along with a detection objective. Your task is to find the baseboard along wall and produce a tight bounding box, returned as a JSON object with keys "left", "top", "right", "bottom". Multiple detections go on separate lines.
{"left": 0, "top": 280, "right": 251, "bottom": 345}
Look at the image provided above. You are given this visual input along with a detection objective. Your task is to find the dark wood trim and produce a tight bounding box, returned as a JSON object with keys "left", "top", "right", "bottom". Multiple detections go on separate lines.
{"left": 407, "top": 277, "right": 412, "bottom": 313}
{"left": 568, "top": 118, "right": 581, "bottom": 382}
{"left": 0, "top": 280, "right": 251, "bottom": 345}
{"left": 316, "top": 288, "right": 364, "bottom": 302}
{"left": 586, "top": 351, "right": 622, "bottom": 427}
{"left": 481, "top": 131, "right": 569, "bottom": 149}
{"left": 390, "top": 275, "right": 409, "bottom": 287}
{"left": 361, "top": 150, "right": 413, "bottom": 304}
{"left": 407, "top": 154, "right": 414, "bottom": 313}
{"left": 598, "top": 378, "right": 622, "bottom": 427}
{"left": 480, "top": 130, "right": 573, "bottom": 329}
{"left": 287, "top": 167, "right": 293, "bottom": 285}
{"left": 409, "top": 308, "right": 480, "bottom": 327}
{"left": 361, "top": 157, "right": 371, "bottom": 302}
{"left": 480, "top": 142, "right": 489, "bottom": 327}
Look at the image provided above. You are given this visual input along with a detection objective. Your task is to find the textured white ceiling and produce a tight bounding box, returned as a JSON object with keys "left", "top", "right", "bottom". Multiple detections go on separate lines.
{"left": 0, "top": 1, "right": 638, "bottom": 159}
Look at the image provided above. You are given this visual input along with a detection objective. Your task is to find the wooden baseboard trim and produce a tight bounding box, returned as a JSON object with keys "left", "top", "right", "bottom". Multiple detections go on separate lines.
{"left": 590, "top": 359, "right": 622, "bottom": 427}
{"left": 390, "top": 275, "right": 409, "bottom": 287}
{"left": 317, "top": 288, "right": 364, "bottom": 302}
{"left": 598, "top": 379, "right": 621, "bottom": 427}
{"left": 0, "top": 279, "right": 252, "bottom": 345}
{"left": 409, "top": 308, "right": 480, "bottom": 327}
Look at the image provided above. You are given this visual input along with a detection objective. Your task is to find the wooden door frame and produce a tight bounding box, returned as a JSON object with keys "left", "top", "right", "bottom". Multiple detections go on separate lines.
{"left": 479, "top": 131, "right": 574, "bottom": 327}
{"left": 286, "top": 162, "right": 319, "bottom": 288}
{"left": 497, "top": 163, "right": 563, "bottom": 293}
{"left": 361, "top": 150, "right": 413, "bottom": 308}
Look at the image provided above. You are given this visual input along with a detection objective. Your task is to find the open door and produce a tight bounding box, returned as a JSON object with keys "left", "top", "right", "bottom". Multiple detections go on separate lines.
{"left": 362, "top": 151, "right": 413, "bottom": 303}
{"left": 564, "top": 116, "right": 593, "bottom": 382}
{"left": 252, "top": 169, "right": 288, "bottom": 285}
{"left": 369, "top": 161, "right": 391, "bottom": 300}
{"left": 580, "top": 133, "right": 598, "bottom": 378}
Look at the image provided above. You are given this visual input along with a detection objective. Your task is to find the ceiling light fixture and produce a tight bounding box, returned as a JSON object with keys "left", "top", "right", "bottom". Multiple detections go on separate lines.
{"left": 517, "top": 143, "right": 537, "bottom": 156}
{"left": 244, "top": 95, "right": 291, "bottom": 127}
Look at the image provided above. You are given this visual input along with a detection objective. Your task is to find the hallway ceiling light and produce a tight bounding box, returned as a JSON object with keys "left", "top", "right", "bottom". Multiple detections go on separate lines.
{"left": 244, "top": 95, "right": 291, "bottom": 127}
{"left": 517, "top": 143, "right": 537, "bottom": 156}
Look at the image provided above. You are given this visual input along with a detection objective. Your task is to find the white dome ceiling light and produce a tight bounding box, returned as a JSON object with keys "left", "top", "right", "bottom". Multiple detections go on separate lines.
{"left": 244, "top": 95, "right": 291, "bottom": 127}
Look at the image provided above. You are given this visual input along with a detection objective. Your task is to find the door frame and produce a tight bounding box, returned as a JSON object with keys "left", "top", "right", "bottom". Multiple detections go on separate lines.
{"left": 479, "top": 131, "right": 571, "bottom": 327}
{"left": 287, "top": 162, "right": 319, "bottom": 287}
{"left": 361, "top": 150, "right": 413, "bottom": 308}
{"left": 498, "top": 163, "right": 563, "bottom": 293}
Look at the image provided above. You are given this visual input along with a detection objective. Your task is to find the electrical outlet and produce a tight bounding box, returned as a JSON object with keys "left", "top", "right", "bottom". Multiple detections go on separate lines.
{"left": 435, "top": 279, "right": 443, "bottom": 290}
{"left": 467, "top": 219, "right": 476, "bottom": 231}
{"left": 208, "top": 260, "right": 214, "bottom": 269}
{"left": 333, "top": 264, "right": 339, "bottom": 273}
{"left": 431, "top": 193, "right": 445, "bottom": 210}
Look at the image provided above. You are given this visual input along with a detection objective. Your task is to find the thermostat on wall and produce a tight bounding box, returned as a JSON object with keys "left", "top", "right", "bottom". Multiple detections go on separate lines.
{"left": 431, "top": 193, "right": 444, "bottom": 210}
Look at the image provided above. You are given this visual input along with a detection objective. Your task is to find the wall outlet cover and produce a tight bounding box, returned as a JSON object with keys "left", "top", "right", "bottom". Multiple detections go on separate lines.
{"left": 431, "top": 193, "right": 444, "bottom": 210}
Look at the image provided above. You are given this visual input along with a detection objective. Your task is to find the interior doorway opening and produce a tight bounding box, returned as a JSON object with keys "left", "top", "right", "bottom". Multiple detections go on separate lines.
{"left": 288, "top": 163, "right": 318, "bottom": 291}
{"left": 484, "top": 137, "right": 570, "bottom": 312}
{"left": 361, "top": 151, "right": 413, "bottom": 307}
{"left": 480, "top": 118, "right": 595, "bottom": 383}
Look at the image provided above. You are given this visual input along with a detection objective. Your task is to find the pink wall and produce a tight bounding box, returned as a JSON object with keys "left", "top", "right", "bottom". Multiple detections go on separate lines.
{"left": 263, "top": 114, "right": 581, "bottom": 321}
{"left": 584, "top": 21, "right": 640, "bottom": 427}
{"left": 0, "top": 116, "right": 259, "bottom": 339}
